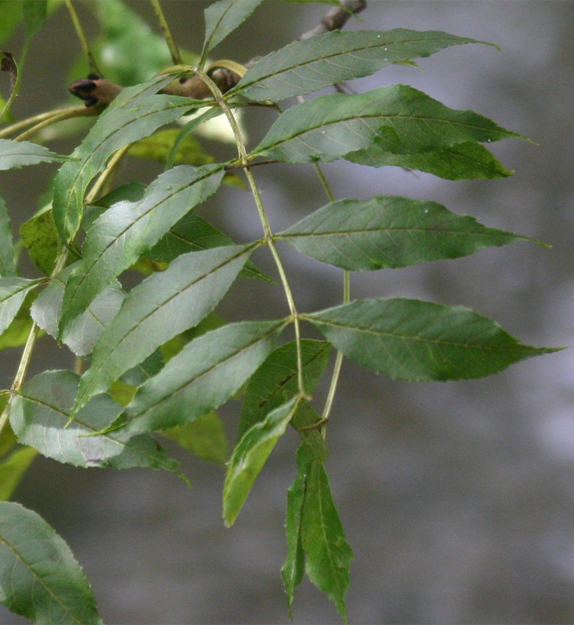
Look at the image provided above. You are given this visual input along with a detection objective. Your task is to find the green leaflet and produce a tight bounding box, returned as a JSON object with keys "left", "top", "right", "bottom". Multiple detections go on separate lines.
{"left": 0, "top": 139, "right": 69, "bottom": 171}
{"left": 278, "top": 196, "right": 539, "bottom": 271}
{"left": 59, "top": 164, "right": 225, "bottom": 332}
{"left": 224, "top": 396, "right": 299, "bottom": 527}
{"left": 252, "top": 85, "right": 524, "bottom": 164}
{"left": 347, "top": 140, "right": 514, "bottom": 180}
{"left": 301, "top": 451, "right": 353, "bottom": 623}
{"left": 283, "top": 444, "right": 352, "bottom": 622}
{"left": 20, "top": 206, "right": 62, "bottom": 276}
{"left": 0, "top": 447, "right": 37, "bottom": 501}
{"left": 108, "top": 319, "right": 287, "bottom": 436}
{"left": 52, "top": 79, "right": 203, "bottom": 243}
{"left": 0, "top": 501, "right": 103, "bottom": 625}
{"left": 163, "top": 411, "right": 229, "bottom": 466}
{"left": 200, "top": 0, "right": 265, "bottom": 66}
{"left": 23, "top": 0, "right": 47, "bottom": 37}
{"left": 128, "top": 128, "right": 215, "bottom": 166}
{"left": 238, "top": 339, "right": 332, "bottom": 439}
{"left": 31, "top": 266, "right": 125, "bottom": 358}
{"left": 11, "top": 370, "right": 180, "bottom": 473}
{"left": 306, "top": 298, "right": 560, "bottom": 381}
{"left": 0, "top": 194, "right": 15, "bottom": 277}
{"left": 232, "top": 29, "right": 487, "bottom": 103}
{"left": 146, "top": 211, "right": 269, "bottom": 282}
{"left": 0, "top": 277, "right": 41, "bottom": 336}
{"left": 75, "top": 244, "right": 258, "bottom": 412}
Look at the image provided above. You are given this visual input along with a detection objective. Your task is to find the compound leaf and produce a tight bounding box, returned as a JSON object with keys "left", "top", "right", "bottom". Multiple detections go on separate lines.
{"left": 163, "top": 411, "right": 228, "bottom": 466}
{"left": 0, "top": 500, "right": 103, "bottom": 625}
{"left": 306, "top": 298, "right": 560, "bottom": 381}
{"left": 278, "top": 196, "right": 538, "bottom": 270}
{"left": 0, "top": 194, "right": 15, "bottom": 277}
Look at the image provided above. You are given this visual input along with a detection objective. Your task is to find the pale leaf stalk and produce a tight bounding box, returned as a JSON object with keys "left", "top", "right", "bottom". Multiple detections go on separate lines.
{"left": 150, "top": 0, "right": 182, "bottom": 65}
{"left": 312, "top": 163, "right": 350, "bottom": 437}
{"left": 0, "top": 108, "right": 81, "bottom": 139}
{"left": 15, "top": 106, "right": 95, "bottom": 141}
{"left": 195, "top": 68, "right": 307, "bottom": 398}
{"left": 65, "top": 0, "right": 102, "bottom": 76}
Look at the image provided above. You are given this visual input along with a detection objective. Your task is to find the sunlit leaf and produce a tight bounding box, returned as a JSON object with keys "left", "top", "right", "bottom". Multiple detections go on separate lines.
{"left": 0, "top": 139, "right": 69, "bottom": 171}
{"left": 0, "top": 317, "right": 32, "bottom": 350}
{"left": 238, "top": 339, "right": 331, "bottom": 439}
{"left": 0, "top": 277, "right": 41, "bottom": 336}
{"left": 253, "top": 85, "right": 524, "bottom": 164}
{"left": 0, "top": 501, "right": 103, "bottom": 624}
{"left": 233, "top": 29, "right": 487, "bottom": 102}
{"left": 0, "top": 194, "right": 15, "bottom": 277}
{"left": 108, "top": 319, "right": 287, "bottom": 436}
{"left": 75, "top": 244, "right": 258, "bottom": 412}
{"left": 59, "top": 164, "right": 224, "bottom": 331}
{"left": 223, "top": 396, "right": 299, "bottom": 527}
{"left": 306, "top": 298, "right": 560, "bottom": 381}
{"left": 278, "top": 196, "right": 538, "bottom": 270}
{"left": 31, "top": 266, "right": 125, "bottom": 357}
{"left": 128, "top": 128, "right": 215, "bottom": 166}
{"left": 200, "top": 0, "right": 265, "bottom": 64}
{"left": 163, "top": 411, "right": 228, "bottom": 466}
{"left": 0, "top": 447, "right": 37, "bottom": 501}
{"left": 12, "top": 370, "right": 180, "bottom": 473}
{"left": 347, "top": 140, "right": 514, "bottom": 179}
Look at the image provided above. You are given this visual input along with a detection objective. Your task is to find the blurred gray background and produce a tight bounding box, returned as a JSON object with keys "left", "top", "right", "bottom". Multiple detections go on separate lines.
{"left": 1, "top": 0, "right": 573, "bottom": 623}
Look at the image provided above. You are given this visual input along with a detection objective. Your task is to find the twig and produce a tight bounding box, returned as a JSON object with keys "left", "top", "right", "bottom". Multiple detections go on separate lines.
{"left": 299, "top": 0, "right": 367, "bottom": 39}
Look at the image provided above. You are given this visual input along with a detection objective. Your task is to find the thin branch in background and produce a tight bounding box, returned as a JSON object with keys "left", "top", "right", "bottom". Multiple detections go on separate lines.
{"left": 299, "top": 0, "right": 367, "bottom": 39}
{"left": 149, "top": 0, "right": 182, "bottom": 65}
{"left": 65, "top": 0, "right": 102, "bottom": 77}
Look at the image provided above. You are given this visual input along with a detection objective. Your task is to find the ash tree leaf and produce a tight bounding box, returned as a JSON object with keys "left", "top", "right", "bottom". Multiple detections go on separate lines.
{"left": 11, "top": 370, "right": 180, "bottom": 473}
{"left": 146, "top": 211, "right": 269, "bottom": 282}
{"left": 200, "top": 0, "right": 265, "bottom": 64}
{"left": 52, "top": 80, "right": 205, "bottom": 243}
{"left": 0, "top": 139, "right": 69, "bottom": 171}
{"left": 59, "top": 164, "right": 225, "bottom": 332}
{"left": 0, "top": 277, "right": 42, "bottom": 336}
{"left": 75, "top": 243, "right": 258, "bottom": 412}
{"left": 0, "top": 447, "right": 37, "bottom": 501}
{"left": 278, "top": 196, "right": 539, "bottom": 271}
{"left": 347, "top": 140, "right": 514, "bottom": 180}
{"left": 20, "top": 206, "right": 61, "bottom": 276}
{"left": 0, "top": 500, "right": 103, "bottom": 625}
{"left": 291, "top": 400, "right": 329, "bottom": 463}
{"left": 223, "top": 395, "right": 299, "bottom": 527}
{"left": 163, "top": 411, "right": 228, "bottom": 466}
{"left": 306, "top": 298, "right": 561, "bottom": 382}
{"left": 252, "top": 85, "right": 524, "bottom": 164}
{"left": 282, "top": 444, "right": 310, "bottom": 612}
{"left": 128, "top": 128, "right": 215, "bottom": 166}
{"left": 0, "top": 194, "right": 15, "bottom": 277}
{"left": 232, "top": 29, "right": 487, "bottom": 103}
{"left": 31, "top": 266, "right": 125, "bottom": 357}
{"left": 238, "top": 339, "right": 332, "bottom": 439}
{"left": 302, "top": 454, "right": 353, "bottom": 623}
{"left": 107, "top": 319, "right": 287, "bottom": 436}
